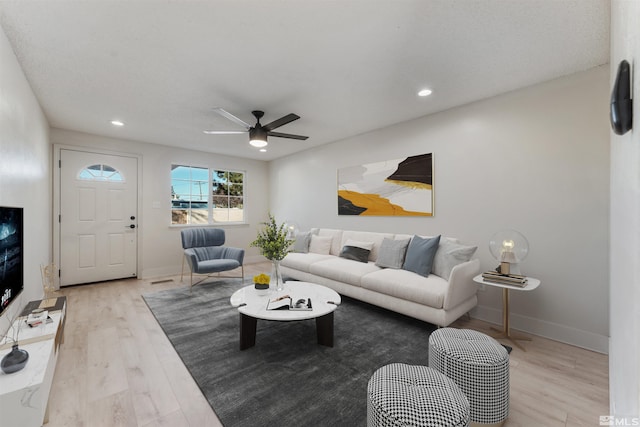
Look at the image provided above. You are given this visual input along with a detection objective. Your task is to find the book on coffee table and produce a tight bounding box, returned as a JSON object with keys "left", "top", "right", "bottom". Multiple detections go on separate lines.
{"left": 267, "top": 295, "right": 313, "bottom": 311}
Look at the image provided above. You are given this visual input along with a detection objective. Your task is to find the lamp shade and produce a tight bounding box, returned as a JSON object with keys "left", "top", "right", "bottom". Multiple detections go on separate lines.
{"left": 489, "top": 229, "right": 529, "bottom": 264}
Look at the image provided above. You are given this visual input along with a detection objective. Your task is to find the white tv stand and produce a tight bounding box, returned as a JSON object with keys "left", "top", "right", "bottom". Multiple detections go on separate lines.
{"left": 0, "top": 297, "right": 66, "bottom": 427}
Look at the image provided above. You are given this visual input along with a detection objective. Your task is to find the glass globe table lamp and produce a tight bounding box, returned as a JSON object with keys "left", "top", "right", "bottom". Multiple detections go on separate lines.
{"left": 284, "top": 221, "right": 299, "bottom": 239}
{"left": 489, "top": 230, "right": 529, "bottom": 275}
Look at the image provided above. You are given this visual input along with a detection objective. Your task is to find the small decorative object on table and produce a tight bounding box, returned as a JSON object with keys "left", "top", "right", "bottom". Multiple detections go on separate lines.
{"left": 250, "top": 214, "right": 294, "bottom": 292}
{"left": 0, "top": 309, "right": 29, "bottom": 374}
{"left": 27, "top": 309, "right": 49, "bottom": 327}
{"left": 481, "top": 270, "right": 528, "bottom": 287}
{"left": 1, "top": 344, "right": 29, "bottom": 374}
{"left": 266, "top": 295, "right": 313, "bottom": 311}
{"left": 253, "top": 273, "right": 270, "bottom": 292}
{"left": 41, "top": 262, "right": 57, "bottom": 302}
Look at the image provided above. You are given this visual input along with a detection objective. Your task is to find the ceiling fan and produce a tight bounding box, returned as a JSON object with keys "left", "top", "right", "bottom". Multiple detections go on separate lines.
{"left": 203, "top": 108, "right": 309, "bottom": 148}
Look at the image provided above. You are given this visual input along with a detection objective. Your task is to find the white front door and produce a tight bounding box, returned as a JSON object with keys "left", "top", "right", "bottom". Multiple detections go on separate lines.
{"left": 59, "top": 149, "right": 138, "bottom": 286}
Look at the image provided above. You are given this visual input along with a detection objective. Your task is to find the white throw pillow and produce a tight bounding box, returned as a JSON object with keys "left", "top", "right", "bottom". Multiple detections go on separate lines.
{"left": 432, "top": 240, "right": 478, "bottom": 280}
{"left": 309, "top": 235, "right": 332, "bottom": 255}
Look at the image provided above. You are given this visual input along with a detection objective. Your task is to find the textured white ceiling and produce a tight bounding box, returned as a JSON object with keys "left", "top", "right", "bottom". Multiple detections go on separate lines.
{"left": 0, "top": 0, "right": 609, "bottom": 160}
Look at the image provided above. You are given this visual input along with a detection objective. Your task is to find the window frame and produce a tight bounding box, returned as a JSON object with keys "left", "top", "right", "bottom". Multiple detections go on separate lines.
{"left": 170, "top": 163, "right": 246, "bottom": 226}
{"left": 78, "top": 163, "right": 125, "bottom": 182}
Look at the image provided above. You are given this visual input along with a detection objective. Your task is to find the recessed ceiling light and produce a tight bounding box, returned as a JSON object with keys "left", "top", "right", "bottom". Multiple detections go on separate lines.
{"left": 259, "top": 148, "right": 267, "bottom": 152}
{"left": 418, "top": 89, "right": 432, "bottom": 97}
{"left": 110, "top": 120, "right": 125, "bottom": 126}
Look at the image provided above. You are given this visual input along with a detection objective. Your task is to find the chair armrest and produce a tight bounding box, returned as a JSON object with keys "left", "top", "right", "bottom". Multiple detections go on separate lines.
{"left": 442, "top": 259, "right": 480, "bottom": 310}
{"left": 220, "top": 246, "right": 245, "bottom": 265}
{"left": 183, "top": 248, "right": 198, "bottom": 271}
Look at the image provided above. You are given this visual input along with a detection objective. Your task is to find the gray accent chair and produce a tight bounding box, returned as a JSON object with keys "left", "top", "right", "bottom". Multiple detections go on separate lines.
{"left": 180, "top": 228, "right": 245, "bottom": 291}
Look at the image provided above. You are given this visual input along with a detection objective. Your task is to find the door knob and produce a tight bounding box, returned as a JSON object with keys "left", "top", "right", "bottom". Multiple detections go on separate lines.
{"left": 130, "top": 215, "right": 136, "bottom": 220}
{"left": 129, "top": 224, "right": 136, "bottom": 229}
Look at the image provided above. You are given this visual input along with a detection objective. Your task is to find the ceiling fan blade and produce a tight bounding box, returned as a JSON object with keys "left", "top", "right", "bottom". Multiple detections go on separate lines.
{"left": 203, "top": 130, "right": 246, "bottom": 135}
{"left": 263, "top": 113, "right": 300, "bottom": 131}
{"left": 212, "top": 107, "right": 251, "bottom": 130}
{"left": 267, "top": 131, "right": 309, "bottom": 140}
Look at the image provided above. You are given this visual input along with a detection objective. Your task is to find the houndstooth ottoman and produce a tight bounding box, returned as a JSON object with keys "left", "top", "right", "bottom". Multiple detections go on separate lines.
{"left": 428, "top": 328, "right": 509, "bottom": 427}
{"left": 367, "top": 363, "right": 470, "bottom": 427}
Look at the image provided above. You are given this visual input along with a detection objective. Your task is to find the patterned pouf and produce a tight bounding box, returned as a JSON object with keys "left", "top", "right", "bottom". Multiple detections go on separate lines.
{"left": 428, "top": 328, "right": 509, "bottom": 427}
{"left": 367, "top": 363, "right": 470, "bottom": 427}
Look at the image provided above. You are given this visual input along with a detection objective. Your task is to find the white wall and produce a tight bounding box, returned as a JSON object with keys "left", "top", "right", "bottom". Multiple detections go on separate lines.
{"left": 609, "top": 0, "right": 640, "bottom": 419}
{"left": 49, "top": 128, "right": 270, "bottom": 279}
{"left": 270, "top": 66, "right": 610, "bottom": 352}
{"left": 0, "top": 27, "right": 51, "bottom": 334}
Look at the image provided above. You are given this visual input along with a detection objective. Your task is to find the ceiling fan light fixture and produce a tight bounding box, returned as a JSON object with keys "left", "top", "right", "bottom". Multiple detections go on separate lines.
{"left": 250, "top": 139, "right": 268, "bottom": 148}
{"left": 249, "top": 127, "right": 268, "bottom": 147}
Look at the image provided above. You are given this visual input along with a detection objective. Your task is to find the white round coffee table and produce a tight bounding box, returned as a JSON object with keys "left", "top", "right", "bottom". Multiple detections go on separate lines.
{"left": 229, "top": 281, "right": 341, "bottom": 350}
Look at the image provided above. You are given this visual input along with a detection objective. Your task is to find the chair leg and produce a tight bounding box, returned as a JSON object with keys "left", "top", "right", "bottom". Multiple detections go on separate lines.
{"left": 188, "top": 264, "right": 245, "bottom": 295}
{"left": 181, "top": 255, "right": 185, "bottom": 282}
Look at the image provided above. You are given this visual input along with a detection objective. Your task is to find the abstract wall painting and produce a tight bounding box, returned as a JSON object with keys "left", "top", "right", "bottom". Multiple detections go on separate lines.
{"left": 337, "top": 153, "right": 433, "bottom": 216}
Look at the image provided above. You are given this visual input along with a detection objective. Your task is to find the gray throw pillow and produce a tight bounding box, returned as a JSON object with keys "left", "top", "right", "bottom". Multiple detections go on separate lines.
{"left": 293, "top": 231, "right": 312, "bottom": 253}
{"left": 432, "top": 240, "right": 478, "bottom": 280}
{"left": 402, "top": 235, "right": 441, "bottom": 277}
{"left": 375, "top": 238, "right": 410, "bottom": 269}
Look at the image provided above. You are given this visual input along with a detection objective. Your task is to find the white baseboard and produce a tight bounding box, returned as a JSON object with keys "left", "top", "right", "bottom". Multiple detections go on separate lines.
{"left": 471, "top": 304, "right": 609, "bottom": 354}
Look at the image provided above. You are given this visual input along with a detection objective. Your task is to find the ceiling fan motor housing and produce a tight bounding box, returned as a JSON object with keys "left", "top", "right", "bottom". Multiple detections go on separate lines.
{"left": 249, "top": 126, "right": 267, "bottom": 141}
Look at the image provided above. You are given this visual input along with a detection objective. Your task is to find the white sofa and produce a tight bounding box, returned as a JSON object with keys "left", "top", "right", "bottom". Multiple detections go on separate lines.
{"left": 280, "top": 228, "right": 480, "bottom": 327}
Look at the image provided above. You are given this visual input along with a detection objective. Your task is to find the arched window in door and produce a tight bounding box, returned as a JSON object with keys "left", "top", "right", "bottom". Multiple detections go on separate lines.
{"left": 78, "top": 164, "right": 124, "bottom": 182}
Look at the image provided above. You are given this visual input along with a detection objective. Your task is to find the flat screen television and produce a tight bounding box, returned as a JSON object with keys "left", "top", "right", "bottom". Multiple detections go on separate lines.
{"left": 0, "top": 206, "right": 24, "bottom": 317}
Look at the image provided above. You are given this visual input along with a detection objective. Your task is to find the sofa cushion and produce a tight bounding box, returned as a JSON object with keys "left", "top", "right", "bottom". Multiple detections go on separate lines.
{"left": 316, "top": 229, "right": 344, "bottom": 255}
{"left": 309, "top": 257, "right": 380, "bottom": 287}
{"left": 339, "top": 239, "right": 374, "bottom": 263}
{"left": 293, "top": 230, "right": 313, "bottom": 253}
{"left": 432, "top": 240, "right": 478, "bottom": 280}
{"left": 403, "top": 235, "right": 441, "bottom": 277}
{"left": 361, "top": 268, "right": 449, "bottom": 309}
{"left": 281, "top": 252, "right": 334, "bottom": 273}
{"left": 375, "top": 238, "right": 410, "bottom": 269}
{"left": 309, "top": 235, "right": 332, "bottom": 254}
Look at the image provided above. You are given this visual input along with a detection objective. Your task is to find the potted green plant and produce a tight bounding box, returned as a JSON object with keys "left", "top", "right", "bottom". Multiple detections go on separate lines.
{"left": 250, "top": 214, "right": 294, "bottom": 291}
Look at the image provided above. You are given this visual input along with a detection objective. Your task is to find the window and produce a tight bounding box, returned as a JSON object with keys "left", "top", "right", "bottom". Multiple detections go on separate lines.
{"left": 78, "top": 164, "right": 124, "bottom": 182}
{"left": 171, "top": 164, "right": 245, "bottom": 225}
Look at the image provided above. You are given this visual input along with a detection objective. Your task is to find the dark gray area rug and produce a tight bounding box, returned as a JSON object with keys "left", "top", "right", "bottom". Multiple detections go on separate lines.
{"left": 142, "top": 279, "right": 436, "bottom": 427}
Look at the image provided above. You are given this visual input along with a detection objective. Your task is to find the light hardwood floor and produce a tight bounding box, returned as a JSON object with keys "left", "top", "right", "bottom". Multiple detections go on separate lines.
{"left": 44, "top": 262, "right": 608, "bottom": 427}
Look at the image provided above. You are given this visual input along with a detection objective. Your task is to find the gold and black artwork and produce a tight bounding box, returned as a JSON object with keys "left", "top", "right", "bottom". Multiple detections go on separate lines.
{"left": 337, "top": 153, "right": 433, "bottom": 216}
